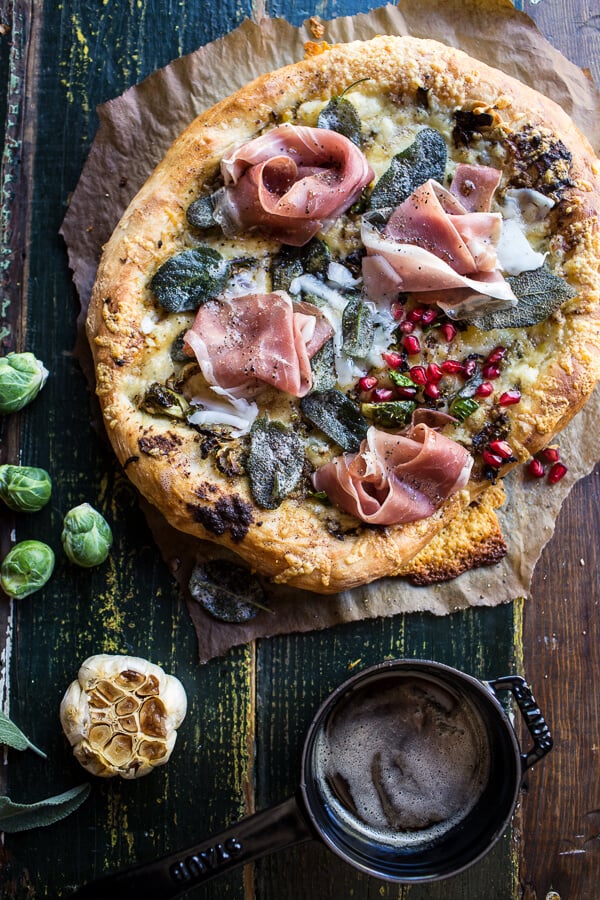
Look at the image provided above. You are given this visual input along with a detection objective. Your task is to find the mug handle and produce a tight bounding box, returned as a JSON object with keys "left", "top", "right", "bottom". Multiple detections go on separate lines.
{"left": 67, "top": 794, "right": 314, "bottom": 899}
{"left": 487, "top": 675, "right": 553, "bottom": 771}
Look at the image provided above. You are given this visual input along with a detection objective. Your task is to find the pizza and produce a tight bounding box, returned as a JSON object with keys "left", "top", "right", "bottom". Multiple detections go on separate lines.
{"left": 86, "top": 35, "right": 600, "bottom": 594}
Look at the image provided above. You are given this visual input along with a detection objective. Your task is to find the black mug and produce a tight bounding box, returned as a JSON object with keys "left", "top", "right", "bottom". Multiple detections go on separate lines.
{"left": 70, "top": 659, "right": 552, "bottom": 898}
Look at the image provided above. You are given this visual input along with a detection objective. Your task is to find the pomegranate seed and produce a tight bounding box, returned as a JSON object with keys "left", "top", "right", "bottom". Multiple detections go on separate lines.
{"left": 391, "top": 302, "right": 405, "bottom": 321}
{"left": 396, "top": 386, "right": 418, "bottom": 400}
{"left": 528, "top": 458, "right": 546, "bottom": 478}
{"left": 358, "top": 375, "right": 378, "bottom": 392}
{"left": 481, "top": 363, "right": 501, "bottom": 379}
{"left": 548, "top": 462, "right": 568, "bottom": 484}
{"left": 463, "top": 358, "right": 478, "bottom": 377}
{"left": 421, "top": 308, "right": 438, "bottom": 326}
{"left": 486, "top": 346, "right": 507, "bottom": 364}
{"left": 441, "top": 359, "right": 464, "bottom": 375}
{"left": 475, "top": 381, "right": 494, "bottom": 397}
{"left": 539, "top": 446, "right": 560, "bottom": 464}
{"left": 440, "top": 323, "right": 457, "bottom": 342}
{"left": 499, "top": 390, "right": 521, "bottom": 406}
{"left": 424, "top": 382, "right": 441, "bottom": 400}
{"left": 409, "top": 365, "right": 427, "bottom": 385}
{"left": 482, "top": 449, "right": 504, "bottom": 468}
{"left": 382, "top": 350, "right": 403, "bottom": 369}
{"left": 426, "top": 363, "right": 443, "bottom": 384}
{"left": 403, "top": 334, "right": 421, "bottom": 355}
{"left": 399, "top": 320, "right": 415, "bottom": 333}
{"left": 372, "top": 387, "right": 394, "bottom": 402}
{"left": 408, "top": 306, "right": 425, "bottom": 322}
{"left": 488, "top": 440, "right": 513, "bottom": 459}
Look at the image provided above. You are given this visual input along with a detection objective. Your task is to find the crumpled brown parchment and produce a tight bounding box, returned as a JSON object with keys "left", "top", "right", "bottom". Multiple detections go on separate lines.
{"left": 61, "top": 1, "right": 600, "bottom": 662}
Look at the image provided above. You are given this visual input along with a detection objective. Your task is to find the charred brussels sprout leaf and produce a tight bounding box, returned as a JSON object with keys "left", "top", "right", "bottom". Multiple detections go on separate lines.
{"left": 186, "top": 195, "right": 217, "bottom": 230}
{"left": 310, "top": 338, "right": 337, "bottom": 392}
{"left": 449, "top": 396, "right": 480, "bottom": 422}
{"left": 342, "top": 295, "right": 374, "bottom": 358}
{"left": 317, "top": 97, "right": 362, "bottom": 146}
{"left": 150, "top": 247, "right": 230, "bottom": 312}
{"left": 247, "top": 417, "right": 304, "bottom": 510}
{"left": 271, "top": 238, "right": 330, "bottom": 292}
{"left": 471, "top": 266, "right": 578, "bottom": 330}
{"left": 452, "top": 109, "right": 495, "bottom": 147}
{"left": 361, "top": 400, "right": 416, "bottom": 428}
{"left": 369, "top": 127, "right": 447, "bottom": 209}
{"left": 300, "top": 389, "right": 368, "bottom": 452}
{"left": 188, "top": 560, "right": 268, "bottom": 623}
{"left": 140, "top": 383, "right": 192, "bottom": 421}
{"left": 0, "top": 465, "right": 52, "bottom": 513}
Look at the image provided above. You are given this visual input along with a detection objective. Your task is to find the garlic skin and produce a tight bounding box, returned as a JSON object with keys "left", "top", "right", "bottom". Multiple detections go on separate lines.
{"left": 60, "top": 654, "right": 187, "bottom": 779}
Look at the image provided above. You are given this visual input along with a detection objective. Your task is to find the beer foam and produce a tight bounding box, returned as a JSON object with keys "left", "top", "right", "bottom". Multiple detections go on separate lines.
{"left": 313, "top": 673, "right": 490, "bottom": 848}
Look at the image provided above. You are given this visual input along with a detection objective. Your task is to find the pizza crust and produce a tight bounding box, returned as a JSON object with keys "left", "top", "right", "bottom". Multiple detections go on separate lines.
{"left": 87, "top": 36, "right": 600, "bottom": 593}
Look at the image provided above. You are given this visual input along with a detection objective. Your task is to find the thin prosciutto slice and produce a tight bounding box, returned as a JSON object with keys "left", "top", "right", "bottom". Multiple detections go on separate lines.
{"left": 183, "top": 291, "right": 333, "bottom": 399}
{"left": 312, "top": 423, "right": 473, "bottom": 526}
{"left": 362, "top": 165, "right": 517, "bottom": 309}
{"left": 211, "top": 124, "right": 374, "bottom": 246}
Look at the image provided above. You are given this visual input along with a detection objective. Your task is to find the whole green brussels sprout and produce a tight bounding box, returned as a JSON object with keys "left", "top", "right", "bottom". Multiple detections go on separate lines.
{"left": 61, "top": 503, "right": 112, "bottom": 567}
{"left": 0, "top": 540, "right": 55, "bottom": 599}
{"left": 0, "top": 352, "right": 49, "bottom": 414}
{"left": 0, "top": 465, "right": 52, "bottom": 512}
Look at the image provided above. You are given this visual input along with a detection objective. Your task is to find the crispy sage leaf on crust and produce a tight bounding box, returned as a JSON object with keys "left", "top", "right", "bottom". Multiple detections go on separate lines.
{"left": 150, "top": 247, "right": 230, "bottom": 312}
{"left": 0, "top": 710, "right": 46, "bottom": 758}
{"left": 301, "top": 389, "right": 368, "bottom": 452}
{"left": 187, "top": 195, "right": 217, "bottom": 229}
{"left": 317, "top": 96, "right": 363, "bottom": 146}
{"left": 310, "top": 338, "right": 337, "bottom": 392}
{"left": 369, "top": 127, "right": 447, "bottom": 209}
{"left": 342, "top": 294, "right": 374, "bottom": 358}
{"left": 189, "top": 560, "right": 267, "bottom": 623}
{"left": 247, "top": 417, "right": 304, "bottom": 510}
{"left": 0, "top": 784, "right": 90, "bottom": 833}
{"left": 471, "top": 266, "right": 577, "bottom": 330}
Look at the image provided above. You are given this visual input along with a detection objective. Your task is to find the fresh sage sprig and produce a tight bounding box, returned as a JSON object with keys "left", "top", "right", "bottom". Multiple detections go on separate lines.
{"left": 0, "top": 783, "right": 90, "bottom": 833}
{"left": 0, "top": 709, "right": 47, "bottom": 758}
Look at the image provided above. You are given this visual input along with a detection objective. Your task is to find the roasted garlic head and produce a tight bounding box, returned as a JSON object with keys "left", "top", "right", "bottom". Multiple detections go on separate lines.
{"left": 60, "top": 654, "right": 187, "bottom": 779}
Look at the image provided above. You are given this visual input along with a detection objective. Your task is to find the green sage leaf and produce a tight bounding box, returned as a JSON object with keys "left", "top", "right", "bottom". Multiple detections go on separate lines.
{"left": 189, "top": 560, "right": 269, "bottom": 623}
{"left": 342, "top": 295, "right": 374, "bottom": 358}
{"left": 317, "top": 97, "right": 362, "bottom": 146}
{"left": 186, "top": 195, "right": 217, "bottom": 229}
{"left": 369, "top": 127, "right": 447, "bottom": 210}
{"left": 361, "top": 400, "right": 416, "bottom": 428}
{"left": 0, "top": 710, "right": 46, "bottom": 758}
{"left": 150, "top": 247, "right": 230, "bottom": 312}
{"left": 247, "top": 417, "right": 304, "bottom": 509}
{"left": 300, "top": 389, "right": 368, "bottom": 452}
{"left": 471, "top": 266, "right": 578, "bottom": 330}
{"left": 270, "top": 238, "right": 330, "bottom": 292}
{"left": 0, "top": 784, "right": 90, "bottom": 833}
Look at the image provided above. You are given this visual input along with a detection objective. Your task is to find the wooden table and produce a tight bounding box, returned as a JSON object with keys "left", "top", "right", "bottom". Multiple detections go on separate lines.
{"left": 0, "top": 1, "right": 598, "bottom": 898}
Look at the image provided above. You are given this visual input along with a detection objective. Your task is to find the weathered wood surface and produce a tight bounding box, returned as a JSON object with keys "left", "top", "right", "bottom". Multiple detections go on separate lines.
{"left": 0, "top": 1, "right": 597, "bottom": 898}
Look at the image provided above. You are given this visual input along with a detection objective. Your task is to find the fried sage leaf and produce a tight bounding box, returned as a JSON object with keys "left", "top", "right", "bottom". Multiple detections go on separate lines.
{"left": 342, "top": 294, "right": 374, "bottom": 358}
{"left": 186, "top": 195, "right": 217, "bottom": 229}
{"left": 0, "top": 710, "right": 46, "bottom": 758}
{"left": 0, "top": 784, "right": 91, "bottom": 833}
{"left": 471, "top": 266, "right": 577, "bottom": 330}
{"left": 247, "top": 417, "right": 304, "bottom": 509}
{"left": 189, "top": 560, "right": 268, "bottom": 623}
{"left": 310, "top": 338, "right": 337, "bottom": 392}
{"left": 301, "top": 389, "right": 368, "bottom": 452}
{"left": 369, "top": 127, "right": 447, "bottom": 209}
{"left": 150, "top": 247, "right": 230, "bottom": 312}
{"left": 317, "top": 97, "right": 362, "bottom": 146}
{"left": 271, "top": 238, "right": 330, "bottom": 292}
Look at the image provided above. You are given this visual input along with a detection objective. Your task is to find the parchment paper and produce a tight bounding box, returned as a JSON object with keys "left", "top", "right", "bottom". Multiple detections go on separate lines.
{"left": 61, "top": 1, "right": 600, "bottom": 662}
